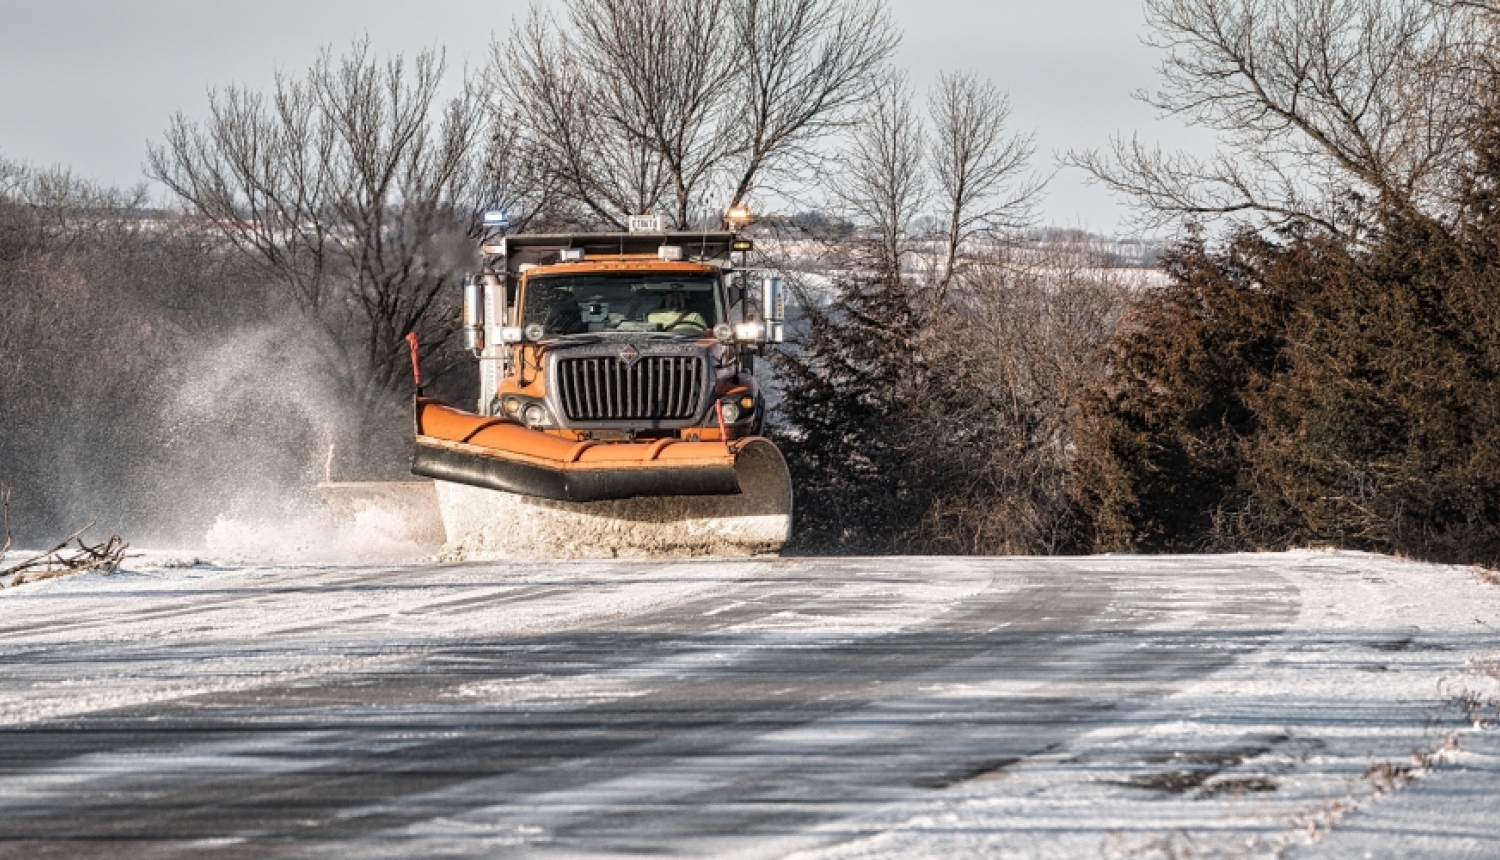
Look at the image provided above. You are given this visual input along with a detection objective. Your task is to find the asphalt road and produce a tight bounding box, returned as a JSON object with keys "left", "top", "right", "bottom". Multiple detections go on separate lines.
{"left": 0, "top": 554, "right": 1369, "bottom": 858}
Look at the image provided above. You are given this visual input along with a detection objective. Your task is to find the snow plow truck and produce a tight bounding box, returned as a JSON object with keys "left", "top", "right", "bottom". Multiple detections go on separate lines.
{"left": 404, "top": 214, "right": 792, "bottom": 559}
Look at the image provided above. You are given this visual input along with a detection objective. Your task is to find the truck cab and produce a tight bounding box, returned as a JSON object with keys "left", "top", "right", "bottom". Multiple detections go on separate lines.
{"left": 463, "top": 231, "right": 784, "bottom": 446}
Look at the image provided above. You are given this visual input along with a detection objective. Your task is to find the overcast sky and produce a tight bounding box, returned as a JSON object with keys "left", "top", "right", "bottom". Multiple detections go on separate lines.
{"left": 0, "top": 0, "right": 1201, "bottom": 235}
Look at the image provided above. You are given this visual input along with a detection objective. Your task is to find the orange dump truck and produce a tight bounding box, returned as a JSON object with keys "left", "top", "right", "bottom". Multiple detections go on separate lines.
{"left": 408, "top": 222, "right": 792, "bottom": 558}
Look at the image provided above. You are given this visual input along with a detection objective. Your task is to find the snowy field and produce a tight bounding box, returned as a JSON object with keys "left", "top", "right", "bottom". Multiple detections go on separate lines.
{"left": 0, "top": 549, "right": 1497, "bottom": 858}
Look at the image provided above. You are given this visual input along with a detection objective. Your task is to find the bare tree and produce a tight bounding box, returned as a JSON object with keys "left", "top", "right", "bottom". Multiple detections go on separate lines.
{"left": 0, "top": 158, "right": 34, "bottom": 267}
{"left": 0, "top": 160, "right": 281, "bottom": 541}
{"left": 916, "top": 237, "right": 1133, "bottom": 553}
{"left": 0, "top": 157, "right": 150, "bottom": 256}
{"left": 771, "top": 63, "right": 1090, "bottom": 554}
{"left": 0, "top": 156, "right": 18, "bottom": 188}
{"left": 493, "top": 6, "right": 680, "bottom": 229}
{"left": 1067, "top": 0, "right": 1496, "bottom": 235}
{"left": 310, "top": 43, "right": 485, "bottom": 398}
{"left": 725, "top": 0, "right": 900, "bottom": 208}
{"left": 824, "top": 68, "right": 1043, "bottom": 293}
{"left": 927, "top": 72, "right": 1043, "bottom": 300}
{"left": 479, "top": 118, "right": 563, "bottom": 234}
{"left": 570, "top": 0, "right": 738, "bottom": 227}
{"left": 148, "top": 41, "right": 486, "bottom": 460}
{"left": 830, "top": 72, "right": 928, "bottom": 274}
{"left": 0, "top": 166, "right": 154, "bottom": 391}
{"left": 489, "top": 0, "right": 897, "bottom": 228}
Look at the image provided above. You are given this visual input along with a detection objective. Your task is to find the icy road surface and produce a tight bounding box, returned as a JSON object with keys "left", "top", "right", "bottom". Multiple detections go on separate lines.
{"left": 1, "top": 551, "right": 1498, "bottom": 858}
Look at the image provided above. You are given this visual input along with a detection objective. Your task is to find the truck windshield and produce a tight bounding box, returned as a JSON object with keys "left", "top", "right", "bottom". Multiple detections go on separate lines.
{"left": 522, "top": 273, "right": 723, "bottom": 336}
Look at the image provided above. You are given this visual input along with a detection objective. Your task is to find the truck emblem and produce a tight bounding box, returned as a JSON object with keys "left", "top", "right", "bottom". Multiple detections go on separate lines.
{"left": 618, "top": 344, "right": 640, "bottom": 365}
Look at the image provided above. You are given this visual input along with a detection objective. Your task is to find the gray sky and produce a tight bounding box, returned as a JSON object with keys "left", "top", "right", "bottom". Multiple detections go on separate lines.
{"left": 0, "top": 0, "right": 1194, "bottom": 234}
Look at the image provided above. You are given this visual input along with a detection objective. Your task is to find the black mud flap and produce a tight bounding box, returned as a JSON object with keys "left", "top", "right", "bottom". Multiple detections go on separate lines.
{"left": 411, "top": 442, "right": 743, "bottom": 503}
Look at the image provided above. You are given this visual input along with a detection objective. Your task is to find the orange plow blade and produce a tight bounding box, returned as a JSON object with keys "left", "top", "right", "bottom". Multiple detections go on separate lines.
{"left": 411, "top": 400, "right": 744, "bottom": 503}
{"left": 409, "top": 399, "right": 792, "bottom": 559}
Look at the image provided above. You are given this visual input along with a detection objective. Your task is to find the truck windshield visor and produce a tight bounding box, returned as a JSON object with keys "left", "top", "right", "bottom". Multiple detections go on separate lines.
{"left": 523, "top": 273, "right": 723, "bottom": 336}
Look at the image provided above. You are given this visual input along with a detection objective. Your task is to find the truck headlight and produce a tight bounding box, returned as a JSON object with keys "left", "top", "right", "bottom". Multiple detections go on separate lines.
{"left": 522, "top": 403, "right": 548, "bottom": 428}
{"left": 719, "top": 396, "right": 754, "bottom": 424}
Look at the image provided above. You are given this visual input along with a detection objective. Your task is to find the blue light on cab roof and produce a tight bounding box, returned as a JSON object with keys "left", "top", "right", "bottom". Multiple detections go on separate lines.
{"left": 482, "top": 209, "right": 510, "bottom": 227}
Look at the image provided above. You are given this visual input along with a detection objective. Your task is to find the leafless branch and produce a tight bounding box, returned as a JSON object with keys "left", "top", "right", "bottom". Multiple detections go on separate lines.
{"left": 0, "top": 523, "right": 128, "bottom": 588}
{"left": 1065, "top": 0, "right": 1497, "bottom": 235}
{"left": 725, "top": 0, "right": 899, "bottom": 208}
{"left": 0, "top": 484, "right": 12, "bottom": 560}
{"left": 1435, "top": 0, "right": 1500, "bottom": 13}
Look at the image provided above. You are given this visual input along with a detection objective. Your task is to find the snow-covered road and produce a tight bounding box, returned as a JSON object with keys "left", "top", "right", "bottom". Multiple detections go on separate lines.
{"left": 0, "top": 551, "right": 1497, "bottom": 858}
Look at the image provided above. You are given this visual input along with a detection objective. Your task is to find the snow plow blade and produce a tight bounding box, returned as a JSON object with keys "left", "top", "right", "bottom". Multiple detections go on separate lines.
{"left": 410, "top": 399, "right": 743, "bottom": 503}
{"left": 316, "top": 480, "right": 446, "bottom": 546}
{"left": 409, "top": 399, "right": 792, "bottom": 559}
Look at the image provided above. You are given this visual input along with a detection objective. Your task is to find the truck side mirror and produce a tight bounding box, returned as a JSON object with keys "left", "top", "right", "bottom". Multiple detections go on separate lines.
{"left": 762, "top": 276, "right": 785, "bottom": 344}
{"left": 462, "top": 276, "right": 485, "bottom": 352}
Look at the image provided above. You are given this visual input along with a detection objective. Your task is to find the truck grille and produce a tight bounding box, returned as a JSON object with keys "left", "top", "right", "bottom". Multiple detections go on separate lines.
{"left": 554, "top": 355, "right": 708, "bottom": 422}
